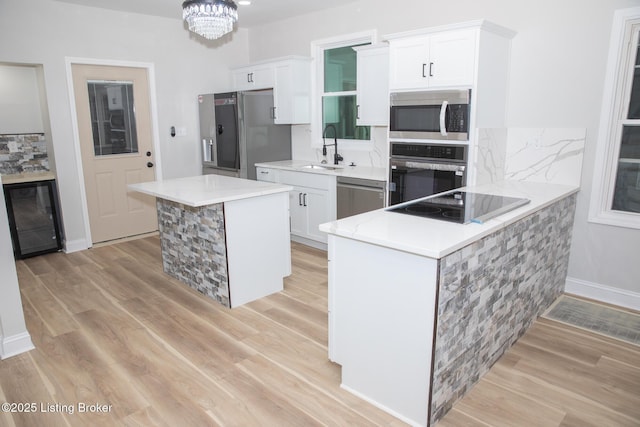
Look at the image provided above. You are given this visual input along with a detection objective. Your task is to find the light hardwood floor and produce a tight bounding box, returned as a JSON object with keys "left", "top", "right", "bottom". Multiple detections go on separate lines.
{"left": 1, "top": 236, "right": 639, "bottom": 426}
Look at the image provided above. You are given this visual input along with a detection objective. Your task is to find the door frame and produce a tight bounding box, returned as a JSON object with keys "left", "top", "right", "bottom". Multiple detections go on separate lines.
{"left": 65, "top": 57, "right": 163, "bottom": 248}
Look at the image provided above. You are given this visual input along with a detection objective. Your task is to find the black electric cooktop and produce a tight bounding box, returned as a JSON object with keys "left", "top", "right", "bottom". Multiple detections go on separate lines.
{"left": 387, "top": 191, "right": 530, "bottom": 224}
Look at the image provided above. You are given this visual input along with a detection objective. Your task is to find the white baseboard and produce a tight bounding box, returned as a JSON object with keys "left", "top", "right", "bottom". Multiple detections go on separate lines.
{"left": 290, "top": 235, "right": 327, "bottom": 251}
{"left": 1, "top": 331, "right": 35, "bottom": 360}
{"left": 340, "top": 383, "right": 422, "bottom": 427}
{"left": 63, "top": 238, "right": 89, "bottom": 254}
{"left": 565, "top": 277, "right": 640, "bottom": 311}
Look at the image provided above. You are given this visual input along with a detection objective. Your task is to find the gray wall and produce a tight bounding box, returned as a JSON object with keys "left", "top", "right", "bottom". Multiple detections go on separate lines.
{"left": 245, "top": 0, "right": 640, "bottom": 303}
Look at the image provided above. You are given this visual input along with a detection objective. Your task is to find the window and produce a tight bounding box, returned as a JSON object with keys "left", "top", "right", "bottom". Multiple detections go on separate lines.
{"left": 87, "top": 81, "right": 138, "bottom": 156}
{"left": 313, "top": 32, "right": 374, "bottom": 145}
{"left": 590, "top": 8, "right": 640, "bottom": 229}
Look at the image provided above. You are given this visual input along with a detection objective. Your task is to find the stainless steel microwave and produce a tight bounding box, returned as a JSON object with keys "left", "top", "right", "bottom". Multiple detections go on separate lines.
{"left": 389, "top": 89, "right": 471, "bottom": 141}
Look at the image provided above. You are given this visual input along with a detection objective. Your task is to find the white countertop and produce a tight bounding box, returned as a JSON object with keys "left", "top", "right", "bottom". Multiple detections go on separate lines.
{"left": 255, "top": 160, "right": 387, "bottom": 181}
{"left": 319, "top": 180, "right": 579, "bottom": 259}
{"left": 128, "top": 174, "right": 293, "bottom": 207}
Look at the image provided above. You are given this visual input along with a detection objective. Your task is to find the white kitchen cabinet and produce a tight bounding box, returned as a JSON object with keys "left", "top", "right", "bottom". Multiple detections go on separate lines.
{"left": 256, "top": 166, "right": 279, "bottom": 182}
{"left": 354, "top": 44, "right": 389, "bottom": 126}
{"left": 388, "top": 35, "right": 431, "bottom": 91}
{"left": 280, "top": 170, "right": 335, "bottom": 247}
{"left": 273, "top": 58, "right": 312, "bottom": 124}
{"left": 386, "top": 21, "right": 515, "bottom": 92}
{"left": 258, "top": 167, "right": 336, "bottom": 248}
{"left": 289, "top": 186, "right": 332, "bottom": 243}
{"left": 232, "top": 64, "right": 274, "bottom": 91}
{"left": 388, "top": 29, "right": 476, "bottom": 90}
{"left": 231, "top": 56, "right": 311, "bottom": 124}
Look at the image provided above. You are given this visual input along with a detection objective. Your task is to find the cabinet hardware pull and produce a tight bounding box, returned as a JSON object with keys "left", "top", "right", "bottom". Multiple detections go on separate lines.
{"left": 422, "top": 63, "right": 427, "bottom": 78}
{"left": 429, "top": 62, "right": 434, "bottom": 77}
{"left": 356, "top": 105, "right": 360, "bottom": 119}
{"left": 299, "top": 193, "right": 303, "bottom": 206}
{"left": 303, "top": 193, "right": 307, "bottom": 207}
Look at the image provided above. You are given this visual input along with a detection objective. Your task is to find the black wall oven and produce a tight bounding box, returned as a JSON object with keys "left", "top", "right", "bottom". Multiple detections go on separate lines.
{"left": 389, "top": 89, "right": 471, "bottom": 141}
{"left": 389, "top": 142, "right": 467, "bottom": 206}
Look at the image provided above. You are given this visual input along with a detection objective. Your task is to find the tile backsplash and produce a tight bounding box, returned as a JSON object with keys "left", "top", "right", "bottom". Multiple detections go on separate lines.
{"left": 0, "top": 133, "right": 49, "bottom": 174}
{"left": 474, "top": 128, "right": 586, "bottom": 187}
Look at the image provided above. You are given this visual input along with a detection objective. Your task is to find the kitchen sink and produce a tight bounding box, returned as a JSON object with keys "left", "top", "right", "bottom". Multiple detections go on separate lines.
{"left": 300, "top": 164, "right": 341, "bottom": 170}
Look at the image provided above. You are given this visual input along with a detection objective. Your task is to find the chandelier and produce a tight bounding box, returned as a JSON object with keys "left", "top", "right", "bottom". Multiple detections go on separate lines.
{"left": 182, "top": 0, "right": 238, "bottom": 40}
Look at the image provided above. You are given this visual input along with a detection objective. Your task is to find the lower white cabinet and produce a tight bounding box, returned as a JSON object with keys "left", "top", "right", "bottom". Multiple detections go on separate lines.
{"left": 256, "top": 166, "right": 278, "bottom": 182}
{"left": 257, "top": 167, "right": 336, "bottom": 247}
{"left": 289, "top": 185, "right": 331, "bottom": 243}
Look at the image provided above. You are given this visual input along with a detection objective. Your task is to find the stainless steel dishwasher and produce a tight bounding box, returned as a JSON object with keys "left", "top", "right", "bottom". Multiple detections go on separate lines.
{"left": 336, "top": 176, "right": 386, "bottom": 219}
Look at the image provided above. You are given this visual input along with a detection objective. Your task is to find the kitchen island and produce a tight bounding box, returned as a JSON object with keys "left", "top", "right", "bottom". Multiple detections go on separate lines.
{"left": 129, "top": 174, "right": 292, "bottom": 308}
{"left": 319, "top": 180, "right": 579, "bottom": 426}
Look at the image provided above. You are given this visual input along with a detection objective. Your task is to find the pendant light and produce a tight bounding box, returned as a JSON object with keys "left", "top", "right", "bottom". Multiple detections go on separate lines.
{"left": 182, "top": 0, "right": 238, "bottom": 40}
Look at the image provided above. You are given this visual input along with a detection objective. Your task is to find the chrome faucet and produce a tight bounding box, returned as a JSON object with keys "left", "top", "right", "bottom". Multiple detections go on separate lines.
{"left": 322, "top": 124, "right": 343, "bottom": 165}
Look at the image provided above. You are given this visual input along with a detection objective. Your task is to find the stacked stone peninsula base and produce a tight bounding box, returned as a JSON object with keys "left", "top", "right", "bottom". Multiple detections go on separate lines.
{"left": 157, "top": 199, "right": 231, "bottom": 307}
{"left": 324, "top": 182, "right": 579, "bottom": 427}
{"left": 152, "top": 190, "right": 291, "bottom": 309}
{"left": 430, "top": 193, "right": 577, "bottom": 424}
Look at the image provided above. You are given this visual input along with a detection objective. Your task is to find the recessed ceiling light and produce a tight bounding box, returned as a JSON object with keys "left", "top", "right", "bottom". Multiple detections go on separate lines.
{"left": 238, "top": 1, "right": 251, "bottom": 5}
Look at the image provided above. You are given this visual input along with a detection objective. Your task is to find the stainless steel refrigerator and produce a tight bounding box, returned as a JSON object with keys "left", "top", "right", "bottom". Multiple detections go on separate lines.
{"left": 200, "top": 90, "right": 292, "bottom": 180}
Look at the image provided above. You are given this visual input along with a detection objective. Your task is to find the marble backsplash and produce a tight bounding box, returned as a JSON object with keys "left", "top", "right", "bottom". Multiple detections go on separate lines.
{"left": 0, "top": 133, "right": 49, "bottom": 174}
{"left": 474, "top": 128, "right": 586, "bottom": 187}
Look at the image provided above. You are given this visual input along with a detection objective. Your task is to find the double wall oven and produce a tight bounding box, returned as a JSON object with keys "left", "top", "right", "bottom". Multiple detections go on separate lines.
{"left": 388, "top": 89, "right": 471, "bottom": 205}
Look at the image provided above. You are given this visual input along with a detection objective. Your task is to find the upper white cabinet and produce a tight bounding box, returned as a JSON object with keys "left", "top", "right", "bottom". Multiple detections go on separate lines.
{"left": 231, "top": 56, "right": 312, "bottom": 124}
{"left": 273, "top": 58, "right": 312, "bottom": 124}
{"left": 354, "top": 44, "right": 390, "bottom": 126}
{"left": 232, "top": 63, "right": 274, "bottom": 91}
{"left": 385, "top": 21, "right": 515, "bottom": 92}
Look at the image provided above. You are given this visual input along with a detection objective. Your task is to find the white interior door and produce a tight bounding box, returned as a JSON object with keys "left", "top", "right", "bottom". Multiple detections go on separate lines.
{"left": 72, "top": 64, "right": 158, "bottom": 244}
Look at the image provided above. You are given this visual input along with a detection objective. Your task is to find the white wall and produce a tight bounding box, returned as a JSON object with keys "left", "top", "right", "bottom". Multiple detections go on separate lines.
{"left": 0, "top": 64, "right": 45, "bottom": 134}
{"left": 0, "top": 0, "right": 250, "bottom": 251}
{"left": 246, "top": 0, "right": 640, "bottom": 305}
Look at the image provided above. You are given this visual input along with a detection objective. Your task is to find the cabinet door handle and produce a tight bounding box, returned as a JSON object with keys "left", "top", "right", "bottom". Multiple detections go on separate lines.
{"left": 298, "top": 192, "right": 303, "bottom": 206}
{"left": 429, "top": 62, "right": 434, "bottom": 77}
{"left": 356, "top": 105, "right": 360, "bottom": 120}
{"left": 303, "top": 193, "right": 307, "bottom": 207}
{"left": 247, "top": 73, "right": 251, "bottom": 83}
{"left": 422, "top": 63, "right": 427, "bottom": 78}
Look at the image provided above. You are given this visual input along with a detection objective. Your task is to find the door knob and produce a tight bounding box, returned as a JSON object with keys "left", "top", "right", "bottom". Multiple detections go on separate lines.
{"left": 146, "top": 151, "right": 152, "bottom": 157}
{"left": 147, "top": 162, "right": 154, "bottom": 168}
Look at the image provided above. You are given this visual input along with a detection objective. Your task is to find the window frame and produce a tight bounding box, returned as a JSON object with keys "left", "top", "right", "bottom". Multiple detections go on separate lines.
{"left": 311, "top": 30, "right": 376, "bottom": 151}
{"left": 589, "top": 7, "right": 640, "bottom": 229}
